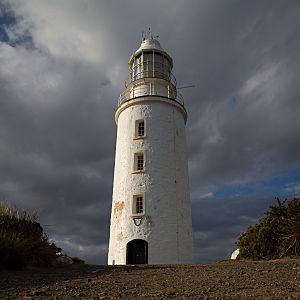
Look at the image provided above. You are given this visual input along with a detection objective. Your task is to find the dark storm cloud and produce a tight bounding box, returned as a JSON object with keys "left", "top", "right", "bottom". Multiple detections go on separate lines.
{"left": 184, "top": 1, "right": 300, "bottom": 193}
{"left": 0, "top": 22, "right": 116, "bottom": 262}
{"left": 1, "top": 0, "right": 300, "bottom": 263}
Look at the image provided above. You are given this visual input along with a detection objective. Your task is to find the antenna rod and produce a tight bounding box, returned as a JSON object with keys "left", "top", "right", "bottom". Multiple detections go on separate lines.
{"left": 177, "top": 85, "right": 196, "bottom": 90}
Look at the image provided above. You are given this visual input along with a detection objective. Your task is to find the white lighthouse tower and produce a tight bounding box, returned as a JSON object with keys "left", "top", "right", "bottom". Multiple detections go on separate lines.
{"left": 108, "top": 35, "right": 193, "bottom": 265}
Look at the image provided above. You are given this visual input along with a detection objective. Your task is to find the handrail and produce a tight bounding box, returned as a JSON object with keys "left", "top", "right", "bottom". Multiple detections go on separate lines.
{"left": 176, "top": 91, "right": 185, "bottom": 106}
{"left": 118, "top": 81, "right": 184, "bottom": 107}
{"left": 128, "top": 71, "right": 177, "bottom": 87}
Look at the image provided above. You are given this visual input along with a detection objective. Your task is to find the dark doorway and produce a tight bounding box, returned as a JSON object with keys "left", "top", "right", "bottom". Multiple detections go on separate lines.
{"left": 126, "top": 239, "right": 148, "bottom": 264}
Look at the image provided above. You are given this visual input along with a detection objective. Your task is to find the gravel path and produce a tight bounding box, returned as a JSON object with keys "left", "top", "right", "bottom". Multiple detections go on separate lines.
{"left": 1, "top": 259, "right": 300, "bottom": 299}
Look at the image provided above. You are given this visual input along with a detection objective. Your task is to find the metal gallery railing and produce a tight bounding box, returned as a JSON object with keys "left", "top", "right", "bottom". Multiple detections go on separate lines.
{"left": 118, "top": 81, "right": 184, "bottom": 107}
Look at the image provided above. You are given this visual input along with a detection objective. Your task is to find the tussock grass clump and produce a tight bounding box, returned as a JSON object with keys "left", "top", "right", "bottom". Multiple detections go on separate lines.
{"left": 238, "top": 198, "right": 300, "bottom": 259}
{"left": 0, "top": 203, "right": 58, "bottom": 270}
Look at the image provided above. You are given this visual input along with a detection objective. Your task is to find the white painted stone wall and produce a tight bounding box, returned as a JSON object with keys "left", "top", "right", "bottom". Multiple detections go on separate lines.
{"left": 108, "top": 96, "right": 194, "bottom": 264}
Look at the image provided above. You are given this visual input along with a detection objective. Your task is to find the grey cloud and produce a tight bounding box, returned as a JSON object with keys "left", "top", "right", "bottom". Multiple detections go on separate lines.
{"left": 1, "top": 0, "right": 300, "bottom": 264}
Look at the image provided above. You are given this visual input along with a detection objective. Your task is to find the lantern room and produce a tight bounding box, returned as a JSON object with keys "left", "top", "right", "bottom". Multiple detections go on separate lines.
{"left": 128, "top": 36, "right": 173, "bottom": 82}
{"left": 118, "top": 35, "right": 184, "bottom": 107}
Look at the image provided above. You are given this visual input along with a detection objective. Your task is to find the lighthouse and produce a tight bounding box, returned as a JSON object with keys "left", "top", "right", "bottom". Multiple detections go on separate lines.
{"left": 108, "top": 35, "right": 193, "bottom": 265}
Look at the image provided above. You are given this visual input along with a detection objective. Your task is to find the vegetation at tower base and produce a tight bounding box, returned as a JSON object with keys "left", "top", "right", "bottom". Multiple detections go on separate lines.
{"left": 237, "top": 198, "right": 300, "bottom": 259}
{"left": 0, "top": 203, "right": 59, "bottom": 270}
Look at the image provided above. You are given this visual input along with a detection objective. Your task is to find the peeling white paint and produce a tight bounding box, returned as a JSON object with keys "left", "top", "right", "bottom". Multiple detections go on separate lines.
{"left": 108, "top": 97, "right": 194, "bottom": 264}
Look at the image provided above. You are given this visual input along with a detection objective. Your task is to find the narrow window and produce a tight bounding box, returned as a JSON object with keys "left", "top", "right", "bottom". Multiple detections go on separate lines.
{"left": 138, "top": 121, "right": 144, "bottom": 137}
{"left": 135, "top": 196, "right": 143, "bottom": 214}
{"left": 133, "top": 195, "right": 144, "bottom": 215}
{"left": 135, "top": 119, "right": 145, "bottom": 138}
{"left": 133, "top": 152, "right": 145, "bottom": 172}
{"left": 137, "top": 154, "right": 144, "bottom": 170}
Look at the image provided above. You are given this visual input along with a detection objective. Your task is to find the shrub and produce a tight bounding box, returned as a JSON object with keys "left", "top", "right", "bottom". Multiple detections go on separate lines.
{"left": 237, "top": 198, "right": 300, "bottom": 259}
{"left": 0, "top": 203, "right": 59, "bottom": 270}
{"left": 71, "top": 256, "right": 85, "bottom": 264}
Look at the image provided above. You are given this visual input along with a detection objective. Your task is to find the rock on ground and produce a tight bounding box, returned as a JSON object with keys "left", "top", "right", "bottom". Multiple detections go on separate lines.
{"left": 230, "top": 248, "right": 240, "bottom": 260}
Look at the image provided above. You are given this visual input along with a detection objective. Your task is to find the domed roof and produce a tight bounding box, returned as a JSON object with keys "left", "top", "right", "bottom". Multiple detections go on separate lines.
{"left": 136, "top": 37, "right": 164, "bottom": 52}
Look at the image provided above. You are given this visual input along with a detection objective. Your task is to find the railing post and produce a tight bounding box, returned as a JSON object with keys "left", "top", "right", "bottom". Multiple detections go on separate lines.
{"left": 153, "top": 51, "right": 155, "bottom": 77}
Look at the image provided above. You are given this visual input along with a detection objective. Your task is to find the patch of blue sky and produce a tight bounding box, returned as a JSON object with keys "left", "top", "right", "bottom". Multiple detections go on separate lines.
{"left": 214, "top": 167, "right": 300, "bottom": 199}
{"left": 0, "top": 7, "right": 16, "bottom": 43}
{"left": 0, "top": 6, "right": 33, "bottom": 48}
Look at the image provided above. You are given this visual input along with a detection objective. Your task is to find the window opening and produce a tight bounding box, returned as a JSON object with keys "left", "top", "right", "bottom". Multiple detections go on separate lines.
{"left": 138, "top": 121, "right": 144, "bottom": 137}
{"left": 132, "top": 194, "right": 144, "bottom": 215}
{"left": 135, "top": 196, "right": 143, "bottom": 214}
{"left": 137, "top": 154, "right": 144, "bottom": 170}
{"left": 133, "top": 152, "right": 145, "bottom": 172}
{"left": 135, "top": 120, "right": 145, "bottom": 138}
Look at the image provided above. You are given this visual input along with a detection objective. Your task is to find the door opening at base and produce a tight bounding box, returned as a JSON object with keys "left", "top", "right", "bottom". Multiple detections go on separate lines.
{"left": 126, "top": 239, "right": 148, "bottom": 264}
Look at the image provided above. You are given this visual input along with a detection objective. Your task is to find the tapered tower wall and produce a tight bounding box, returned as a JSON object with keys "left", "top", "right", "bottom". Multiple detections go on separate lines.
{"left": 108, "top": 97, "right": 193, "bottom": 264}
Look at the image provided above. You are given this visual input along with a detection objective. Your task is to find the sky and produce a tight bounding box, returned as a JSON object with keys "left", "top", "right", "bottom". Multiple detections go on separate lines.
{"left": 0, "top": 0, "right": 300, "bottom": 264}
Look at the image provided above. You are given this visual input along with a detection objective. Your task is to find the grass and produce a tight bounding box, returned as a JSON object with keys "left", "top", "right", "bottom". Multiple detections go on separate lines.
{"left": 0, "top": 203, "right": 59, "bottom": 270}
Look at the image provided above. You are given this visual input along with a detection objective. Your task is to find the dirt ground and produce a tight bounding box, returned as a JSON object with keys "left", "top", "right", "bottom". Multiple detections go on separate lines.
{"left": 1, "top": 259, "right": 300, "bottom": 299}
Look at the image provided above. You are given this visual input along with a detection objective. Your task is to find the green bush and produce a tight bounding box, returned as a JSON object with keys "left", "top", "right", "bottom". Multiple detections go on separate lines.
{"left": 0, "top": 203, "right": 59, "bottom": 270}
{"left": 238, "top": 198, "right": 300, "bottom": 259}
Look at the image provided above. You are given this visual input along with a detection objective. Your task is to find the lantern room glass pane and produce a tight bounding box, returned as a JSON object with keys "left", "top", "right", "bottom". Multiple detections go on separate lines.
{"left": 132, "top": 55, "right": 143, "bottom": 81}
{"left": 143, "top": 52, "right": 153, "bottom": 77}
